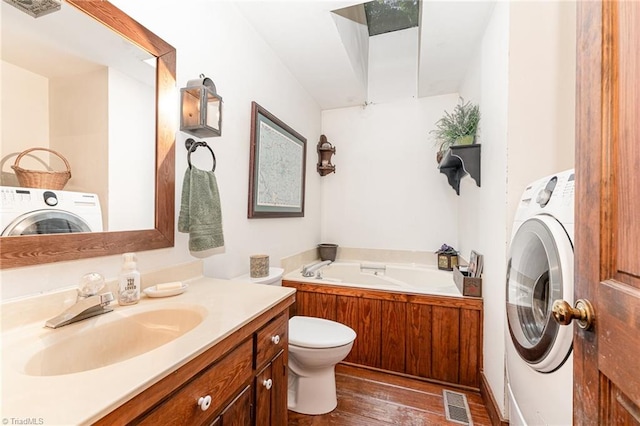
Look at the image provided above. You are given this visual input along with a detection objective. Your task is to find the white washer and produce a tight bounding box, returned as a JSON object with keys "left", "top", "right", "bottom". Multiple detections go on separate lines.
{"left": 506, "top": 170, "right": 575, "bottom": 426}
{"left": 1, "top": 186, "right": 103, "bottom": 236}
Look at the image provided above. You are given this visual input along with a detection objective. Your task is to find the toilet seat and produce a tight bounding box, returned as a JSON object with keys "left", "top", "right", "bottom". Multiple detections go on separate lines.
{"left": 289, "top": 316, "right": 356, "bottom": 349}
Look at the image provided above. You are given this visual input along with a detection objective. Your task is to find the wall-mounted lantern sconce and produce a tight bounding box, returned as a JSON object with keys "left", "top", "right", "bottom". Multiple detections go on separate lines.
{"left": 317, "top": 134, "right": 336, "bottom": 176}
{"left": 180, "top": 74, "right": 223, "bottom": 138}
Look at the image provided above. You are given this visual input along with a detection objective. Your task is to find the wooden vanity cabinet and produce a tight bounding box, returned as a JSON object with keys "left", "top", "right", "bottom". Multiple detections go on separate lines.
{"left": 94, "top": 296, "right": 293, "bottom": 426}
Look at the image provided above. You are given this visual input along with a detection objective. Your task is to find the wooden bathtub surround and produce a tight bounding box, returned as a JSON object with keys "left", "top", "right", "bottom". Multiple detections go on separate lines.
{"left": 283, "top": 280, "right": 483, "bottom": 389}
{"left": 94, "top": 296, "right": 293, "bottom": 426}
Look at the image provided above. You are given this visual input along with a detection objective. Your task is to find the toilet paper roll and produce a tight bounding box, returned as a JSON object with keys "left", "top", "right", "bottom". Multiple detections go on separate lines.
{"left": 250, "top": 254, "right": 269, "bottom": 278}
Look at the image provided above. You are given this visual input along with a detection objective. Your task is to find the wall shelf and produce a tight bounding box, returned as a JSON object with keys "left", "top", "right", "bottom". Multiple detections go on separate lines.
{"left": 438, "top": 144, "right": 481, "bottom": 195}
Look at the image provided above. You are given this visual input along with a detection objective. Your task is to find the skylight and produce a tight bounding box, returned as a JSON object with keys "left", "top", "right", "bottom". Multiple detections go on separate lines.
{"left": 363, "top": 0, "right": 419, "bottom": 37}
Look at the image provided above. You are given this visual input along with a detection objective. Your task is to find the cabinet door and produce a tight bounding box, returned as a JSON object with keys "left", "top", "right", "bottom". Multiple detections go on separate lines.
{"left": 255, "top": 350, "right": 287, "bottom": 426}
{"left": 214, "top": 385, "right": 251, "bottom": 426}
{"left": 139, "top": 339, "right": 253, "bottom": 425}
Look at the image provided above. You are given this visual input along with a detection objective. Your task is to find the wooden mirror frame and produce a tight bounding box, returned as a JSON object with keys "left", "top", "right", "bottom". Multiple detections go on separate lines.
{"left": 0, "top": 1, "right": 176, "bottom": 269}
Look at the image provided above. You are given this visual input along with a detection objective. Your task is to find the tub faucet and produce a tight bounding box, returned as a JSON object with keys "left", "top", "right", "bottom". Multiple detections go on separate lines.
{"left": 45, "top": 272, "right": 114, "bottom": 329}
{"left": 301, "top": 260, "right": 332, "bottom": 277}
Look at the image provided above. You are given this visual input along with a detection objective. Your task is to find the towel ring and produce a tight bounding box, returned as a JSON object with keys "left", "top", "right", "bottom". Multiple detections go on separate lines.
{"left": 186, "top": 138, "right": 216, "bottom": 172}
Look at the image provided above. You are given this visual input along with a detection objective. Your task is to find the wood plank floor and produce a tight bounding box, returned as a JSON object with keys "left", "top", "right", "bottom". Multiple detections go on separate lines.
{"left": 288, "top": 364, "right": 491, "bottom": 425}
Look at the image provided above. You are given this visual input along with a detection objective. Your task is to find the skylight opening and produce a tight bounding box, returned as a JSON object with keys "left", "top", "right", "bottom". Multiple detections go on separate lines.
{"left": 364, "top": 0, "right": 419, "bottom": 37}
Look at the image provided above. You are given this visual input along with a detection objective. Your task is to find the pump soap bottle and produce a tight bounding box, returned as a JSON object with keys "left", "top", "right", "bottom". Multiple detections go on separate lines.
{"left": 118, "top": 252, "right": 141, "bottom": 305}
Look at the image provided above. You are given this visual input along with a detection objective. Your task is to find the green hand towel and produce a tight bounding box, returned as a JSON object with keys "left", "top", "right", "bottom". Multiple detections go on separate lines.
{"left": 178, "top": 167, "right": 224, "bottom": 252}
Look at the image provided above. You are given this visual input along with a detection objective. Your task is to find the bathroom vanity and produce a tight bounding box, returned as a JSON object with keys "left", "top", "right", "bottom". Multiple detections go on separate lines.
{"left": 97, "top": 306, "right": 290, "bottom": 425}
{"left": 1, "top": 271, "right": 295, "bottom": 425}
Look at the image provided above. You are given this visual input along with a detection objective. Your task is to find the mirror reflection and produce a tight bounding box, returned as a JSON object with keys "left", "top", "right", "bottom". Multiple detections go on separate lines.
{"left": 1, "top": 0, "right": 156, "bottom": 234}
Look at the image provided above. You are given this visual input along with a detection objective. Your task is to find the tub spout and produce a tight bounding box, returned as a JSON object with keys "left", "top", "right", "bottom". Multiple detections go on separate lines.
{"left": 301, "top": 260, "right": 332, "bottom": 277}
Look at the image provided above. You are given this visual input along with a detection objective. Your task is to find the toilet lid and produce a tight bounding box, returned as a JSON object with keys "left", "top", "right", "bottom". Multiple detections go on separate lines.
{"left": 289, "top": 316, "right": 356, "bottom": 349}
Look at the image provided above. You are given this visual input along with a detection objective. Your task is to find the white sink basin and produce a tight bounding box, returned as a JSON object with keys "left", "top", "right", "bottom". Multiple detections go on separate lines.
{"left": 23, "top": 306, "right": 206, "bottom": 376}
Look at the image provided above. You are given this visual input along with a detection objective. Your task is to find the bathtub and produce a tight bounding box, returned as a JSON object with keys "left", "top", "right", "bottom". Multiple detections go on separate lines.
{"left": 288, "top": 261, "right": 462, "bottom": 297}
{"left": 283, "top": 260, "right": 482, "bottom": 388}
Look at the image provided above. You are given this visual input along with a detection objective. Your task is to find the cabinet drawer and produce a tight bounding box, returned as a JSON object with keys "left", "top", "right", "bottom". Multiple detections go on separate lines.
{"left": 255, "top": 312, "right": 288, "bottom": 369}
{"left": 139, "top": 339, "right": 253, "bottom": 425}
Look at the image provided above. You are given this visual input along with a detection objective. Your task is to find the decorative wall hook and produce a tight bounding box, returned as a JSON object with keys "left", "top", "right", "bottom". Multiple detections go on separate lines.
{"left": 317, "top": 135, "right": 336, "bottom": 176}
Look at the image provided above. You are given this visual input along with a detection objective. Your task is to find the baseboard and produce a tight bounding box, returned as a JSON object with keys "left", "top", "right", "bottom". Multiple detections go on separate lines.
{"left": 340, "top": 362, "right": 481, "bottom": 393}
{"left": 480, "top": 371, "right": 509, "bottom": 426}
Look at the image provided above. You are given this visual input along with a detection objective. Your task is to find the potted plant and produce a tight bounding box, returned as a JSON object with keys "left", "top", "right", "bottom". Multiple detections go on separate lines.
{"left": 435, "top": 243, "right": 459, "bottom": 271}
{"left": 431, "top": 97, "right": 480, "bottom": 163}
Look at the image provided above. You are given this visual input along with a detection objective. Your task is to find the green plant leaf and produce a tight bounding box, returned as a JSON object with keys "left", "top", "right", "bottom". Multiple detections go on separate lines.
{"left": 430, "top": 97, "right": 480, "bottom": 152}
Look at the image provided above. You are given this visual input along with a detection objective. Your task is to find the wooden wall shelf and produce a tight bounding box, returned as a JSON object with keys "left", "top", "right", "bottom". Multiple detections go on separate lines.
{"left": 438, "top": 144, "right": 481, "bottom": 195}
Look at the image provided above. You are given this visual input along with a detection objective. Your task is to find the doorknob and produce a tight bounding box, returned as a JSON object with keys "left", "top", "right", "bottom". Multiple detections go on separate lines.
{"left": 552, "top": 299, "right": 595, "bottom": 330}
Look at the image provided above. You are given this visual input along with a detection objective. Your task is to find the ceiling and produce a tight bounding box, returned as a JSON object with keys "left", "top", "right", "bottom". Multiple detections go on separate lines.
{"left": 2, "top": 0, "right": 495, "bottom": 112}
{"left": 236, "top": 1, "right": 495, "bottom": 111}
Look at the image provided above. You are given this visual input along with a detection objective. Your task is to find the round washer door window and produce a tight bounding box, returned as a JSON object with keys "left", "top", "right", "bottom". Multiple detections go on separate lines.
{"left": 506, "top": 215, "right": 574, "bottom": 373}
{"left": 1, "top": 210, "right": 92, "bottom": 236}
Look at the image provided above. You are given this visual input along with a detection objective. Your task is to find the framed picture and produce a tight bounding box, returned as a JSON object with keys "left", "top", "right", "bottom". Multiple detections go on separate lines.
{"left": 468, "top": 251, "right": 478, "bottom": 277}
{"left": 468, "top": 250, "right": 484, "bottom": 278}
{"left": 248, "top": 102, "right": 307, "bottom": 218}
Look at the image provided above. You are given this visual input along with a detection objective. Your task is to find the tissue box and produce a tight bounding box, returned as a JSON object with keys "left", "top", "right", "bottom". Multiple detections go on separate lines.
{"left": 453, "top": 266, "right": 482, "bottom": 297}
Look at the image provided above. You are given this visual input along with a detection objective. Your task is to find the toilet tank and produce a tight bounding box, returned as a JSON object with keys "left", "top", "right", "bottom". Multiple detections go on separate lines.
{"left": 233, "top": 267, "right": 284, "bottom": 286}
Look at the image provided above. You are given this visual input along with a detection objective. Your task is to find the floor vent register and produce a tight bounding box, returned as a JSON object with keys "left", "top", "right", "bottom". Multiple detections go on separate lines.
{"left": 442, "top": 389, "right": 473, "bottom": 425}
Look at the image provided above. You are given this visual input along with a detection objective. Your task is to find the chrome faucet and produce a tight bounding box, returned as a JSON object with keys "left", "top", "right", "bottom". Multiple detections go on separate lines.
{"left": 301, "top": 260, "right": 332, "bottom": 277}
{"left": 45, "top": 293, "right": 114, "bottom": 329}
{"left": 45, "top": 272, "right": 114, "bottom": 329}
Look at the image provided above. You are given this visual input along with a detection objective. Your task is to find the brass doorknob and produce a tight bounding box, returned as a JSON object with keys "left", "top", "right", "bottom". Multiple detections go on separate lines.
{"left": 552, "top": 299, "right": 595, "bottom": 330}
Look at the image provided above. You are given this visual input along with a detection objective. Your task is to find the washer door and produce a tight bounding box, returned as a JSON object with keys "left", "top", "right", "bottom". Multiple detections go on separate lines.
{"left": 1, "top": 210, "right": 92, "bottom": 236}
{"left": 506, "top": 215, "right": 574, "bottom": 373}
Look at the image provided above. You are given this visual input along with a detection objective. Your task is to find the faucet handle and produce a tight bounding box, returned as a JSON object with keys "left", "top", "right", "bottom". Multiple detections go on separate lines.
{"left": 99, "top": 292, "right": 114, "bottom": 306}
{"left": 78, "top": 272, "right": 106, "bottom": 299}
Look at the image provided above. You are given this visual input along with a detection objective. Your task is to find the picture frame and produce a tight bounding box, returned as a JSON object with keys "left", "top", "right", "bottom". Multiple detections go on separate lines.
{"left": 248, "top": 101, "right": 307, "bottom": 218}
{"left": 468, "top": 250, "right": 484, "bottom": 278}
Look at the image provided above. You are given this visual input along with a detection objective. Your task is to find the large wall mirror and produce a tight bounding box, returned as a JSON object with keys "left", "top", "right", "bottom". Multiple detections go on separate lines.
{"left": 0, "top": 0, "right": 176, "bottom": 269}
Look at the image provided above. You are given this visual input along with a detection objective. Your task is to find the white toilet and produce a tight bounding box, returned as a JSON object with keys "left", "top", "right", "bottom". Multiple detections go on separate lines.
{"left": 288, "top": 315, "right": 356, "bottom": 414}
{"left": 235, "top": 267, "right": 357, "bottom": 415}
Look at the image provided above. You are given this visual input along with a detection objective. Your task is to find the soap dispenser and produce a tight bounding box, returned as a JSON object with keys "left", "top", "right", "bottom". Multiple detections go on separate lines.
{"left": 118, "top": 252, "right": 141, "bottom": 305}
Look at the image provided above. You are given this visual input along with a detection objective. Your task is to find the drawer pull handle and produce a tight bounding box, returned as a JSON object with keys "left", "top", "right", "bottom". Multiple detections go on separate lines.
{"left": 198, "top": 395, "right": 212, "bottom": 411}
{"left": 263, "top": 378, "right": 273, "bottom": 390}
{"left": 271, "top": 334, "right": 281, "bottom": 345}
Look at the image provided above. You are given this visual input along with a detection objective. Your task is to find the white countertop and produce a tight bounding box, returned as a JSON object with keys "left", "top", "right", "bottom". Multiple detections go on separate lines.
{"left": 1, "top": 276, "right": 295, "bottom": 425}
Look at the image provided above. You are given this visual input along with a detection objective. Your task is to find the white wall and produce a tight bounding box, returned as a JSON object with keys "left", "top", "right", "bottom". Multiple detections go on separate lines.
{"left": 457, "top": 0, "right": 576, "bottom": 418}
{"left": 457, "top": 1, "right": 510, "bottom": 417}
{"left": 50, "top": 68, "right": 108, "bottom": 198}
{"left": 321, "top": 94, "right": 460, "bottom": 251}
{"left": 1, "top": 61, "right": 50, "bottom": 185}
{"left": 506, "top": 1, "right": 576, "bottom": 226}
{"left": 108, "top": 67, "right": 155, "bottom": 231}
{"left": 1, "top": 0, "right": 322, "bottom": 300}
